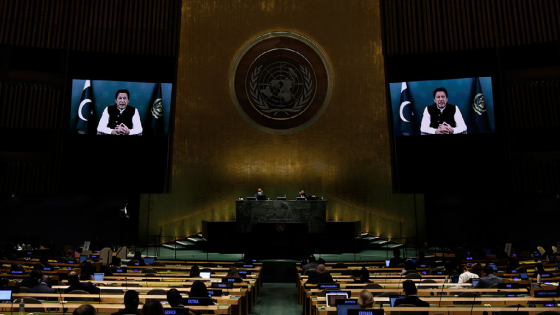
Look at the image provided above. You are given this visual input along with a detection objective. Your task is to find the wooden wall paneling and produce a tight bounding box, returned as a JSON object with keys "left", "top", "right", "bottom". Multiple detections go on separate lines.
{"left": 435, "top": 0, "right": 443, "bottom": 52}
{"left": 440, "top": 0, "right": 449, "bottom": 51}
{"left": 389, "top": 0, "right": 397, "bottom": 55}
{"left": 155, "top": 0, "right": 163, "bottom": 56}
{"left": 484, "top": 0, "right": 493, "bottom": 48}
{"left": 423, "top": 0, "right": 432, "bottom": 54}
{"left": 448, "top": 0, "right": 458, "bottom": 52}
{"left": 488, "top": 0, "right": 498, "bottom": 47}
{"left": 528, "top": 0, "right": 539, "bottom": 43}
{"left": 164, "top": 0, "right": 172, "bottom": 56}
{"left": 7, "top": 0, "right": 19, "bottom": 45}
{"left": 416, "top": 0, "right": 425, "bottom": 53}
{"left": 552, "top": 0, "right": 560, "bottom": 41}
{"left": 0, "top": 1, "right": 8, "bottom": 44}
{"left": 130, "top": 0, "right": 139, "bottom": 54}
{"left": 124, "top": 0, "right": 134, "bottom": 54}
{"left": 407, "top": 0, "right": 415, "bottom": 54}
{"left": 145, "top": 0, "right": 153, "bottom": 55}
{"left": 534, "top": 0, "right": 545, "bottom": 42}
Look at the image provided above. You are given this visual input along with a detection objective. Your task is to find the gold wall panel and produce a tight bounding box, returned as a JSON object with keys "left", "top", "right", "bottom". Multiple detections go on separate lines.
{"left": 139, "top": 0, "right": 425, "bottom": 245}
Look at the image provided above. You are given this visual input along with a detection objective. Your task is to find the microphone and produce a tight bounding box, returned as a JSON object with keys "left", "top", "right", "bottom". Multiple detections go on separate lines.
{"left": 438, "top": 276, "right": 447, "bottom": 306}
{"left": 469, "top": 294, "right": 477, "bottom": 315}
{"left": 58, "top": 287, "right": 66, "bottom": 315}
{"left": 396, "top": 273, "right": 404, "bottom": 290}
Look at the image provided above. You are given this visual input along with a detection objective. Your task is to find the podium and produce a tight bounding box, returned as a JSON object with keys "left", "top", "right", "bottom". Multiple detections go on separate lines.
{"left": 235, "top": 200, "right": 327, "bottom": 233}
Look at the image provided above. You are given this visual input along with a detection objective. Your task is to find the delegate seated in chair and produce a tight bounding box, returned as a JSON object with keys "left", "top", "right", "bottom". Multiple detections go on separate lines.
{"left": 475, "top": 265, "right": 503, "bottom": 288}
{"left": 394, "top": 280, "right": 429, "bottom": 315}
{"left": 306, "top": 264, "right": 334, "bottom": 284}
{"left": 65, "top": 271, "right": 100, "bottom": 294}
{"left": 111, "top": 290, "right": 141, "bottom": 315}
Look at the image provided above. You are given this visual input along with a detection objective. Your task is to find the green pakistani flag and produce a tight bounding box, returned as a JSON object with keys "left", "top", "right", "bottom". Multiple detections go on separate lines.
{"left": 76, "top": 80, "right": 94, "bottom": 134}
{"left": 471, "top": 77, "right": 491, "bottom": 133}
{"left": 398, "top": 82, "right": 416, "bottom": 135}
{"left": 148, "top": 83, "right": 164, "bottom": 135}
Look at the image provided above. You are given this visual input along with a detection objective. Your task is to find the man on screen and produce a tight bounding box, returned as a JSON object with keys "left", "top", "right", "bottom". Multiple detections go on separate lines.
{"left": 97, "top": 89, "right": 143, "bottom": 135}
{"left": 420, "top": 87, "right": 467, "bottom": 134}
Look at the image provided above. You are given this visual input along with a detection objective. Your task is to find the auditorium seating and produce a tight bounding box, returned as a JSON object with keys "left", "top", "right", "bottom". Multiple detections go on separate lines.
{"left": 297, "top": 257, "right": 560, "bottom": 315}
{"left": 0, "top": 255, "right": 263, "bottom": 315}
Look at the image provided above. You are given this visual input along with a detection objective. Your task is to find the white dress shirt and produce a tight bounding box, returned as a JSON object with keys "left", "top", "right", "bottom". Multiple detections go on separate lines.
{"left": 420, "top": 105, "right": 467, "bottom": 134}
{"left": 97, "top": 106, "right": 143, "bottom": 135}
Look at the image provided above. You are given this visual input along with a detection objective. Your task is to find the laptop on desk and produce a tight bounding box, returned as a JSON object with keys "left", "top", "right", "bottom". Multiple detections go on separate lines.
{"left": 0, "top": 290, "right": 12, "bottom": 302}
{"left": 471, "top": 278, "right": 480, "bottom": 288}
{"left": 326, "top": 293, "right": 348, "bottom": 307}
{"left": 390, "top": 295, "right": 406, "bottom": 307}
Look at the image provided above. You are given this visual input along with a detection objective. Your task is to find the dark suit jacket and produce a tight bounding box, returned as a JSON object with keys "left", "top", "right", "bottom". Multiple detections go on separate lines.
{"left": 65, "top": 281, "right": 101, "bottom": 294}
{"left": 476, "top": 274, "right": 503, "bottom": 288}
{"left": 28, "top": 283, "right": 56, "bottom": 293}
{"left": 394, "top": 295, "right": 430, "bottom": 307}
{"left": 389, "top": 257, "right": 406, "bottom": 268}
{"left": 306, "top": 272, "right": 335, "bottom": 284}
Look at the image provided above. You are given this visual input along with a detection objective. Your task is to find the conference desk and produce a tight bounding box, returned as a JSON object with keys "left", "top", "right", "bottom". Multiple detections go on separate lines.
{"left": 235, "top": 200, "right": 327, "bottom": 233}
{"left": 1, "top": 301, "right": 231, "bottom": 315}
{"left": 302, "top": 288, "right": 530, "bottom": 315}
{"left": 315, "top": 306, "right": 559, "bottom": 315}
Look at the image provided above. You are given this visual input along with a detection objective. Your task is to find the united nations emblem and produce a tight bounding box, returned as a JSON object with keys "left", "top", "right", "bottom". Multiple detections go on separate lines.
{"left": 473, "top": 93, "right": 486, "bottom": 115}
{"left": 230, "top": 32, "right": 333, "bottom": 134}
{"left": 151, "top": 98, "right": 163, "bottom": 119}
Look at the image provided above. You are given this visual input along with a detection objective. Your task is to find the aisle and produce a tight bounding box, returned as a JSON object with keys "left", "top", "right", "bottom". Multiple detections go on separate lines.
{"left": 251, "top": 283, "right": 301, "bottom": 315}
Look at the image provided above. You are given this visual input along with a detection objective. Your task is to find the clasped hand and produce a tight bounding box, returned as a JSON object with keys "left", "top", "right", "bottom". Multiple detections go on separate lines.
{"left": 111, "top": 123, "right": 130, "bottom": 135}
{"left": 435, "top": 122, "right": 454, "bottom": 134}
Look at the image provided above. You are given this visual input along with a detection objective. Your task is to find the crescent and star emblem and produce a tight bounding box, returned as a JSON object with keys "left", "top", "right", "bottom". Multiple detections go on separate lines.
{"left": 78, "top": 98, "right": 92, "bottom": 121}
{"left": 399, "top": 101, "right": 411, "bottom": 122}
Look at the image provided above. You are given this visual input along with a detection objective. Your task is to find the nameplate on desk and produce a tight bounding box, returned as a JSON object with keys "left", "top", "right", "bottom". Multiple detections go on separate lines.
{"left": 164, "top": 308, "right": 189, "bottom": 315}
{"left": 242, "top": 264, "right": 254, "bottom": 268}
{"left": 90, "top": 255, "right": 99, "bottom": 258}
{"left": 535, "top": 291, "right": 559, "bottom": 297}
{"left": 67, "top": 260, "right": 76, "bottom": 264}
{"left": 10, "top": 271, "right": 24, "bottom": 274}
{"left": 43, "top": 267, "right": 52, "bottom": 271}
{"left": 318, "top": 283, "right": 340, "bottom": 289}
{"left": 184, "top": 297, "right": 212, "bottom": 305}
{"left": 222, "top": 277, "right": 242, "bottom": 283}
{"left": 498, "top": 283, "right": 519, "bottom": 289}
{"left": 207, "top": 289, "right": 223, "bottom": 296}
{"left": 212, "top": 282, "right": 233, "bottom": 288}
{"left": 347, "top": 309, "right": 383, "bottom": 315}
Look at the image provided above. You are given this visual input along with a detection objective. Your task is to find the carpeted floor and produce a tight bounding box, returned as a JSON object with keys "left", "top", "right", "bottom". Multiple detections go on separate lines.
{"left": 251, "top": 283, "right": 301, "bottom": 315}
